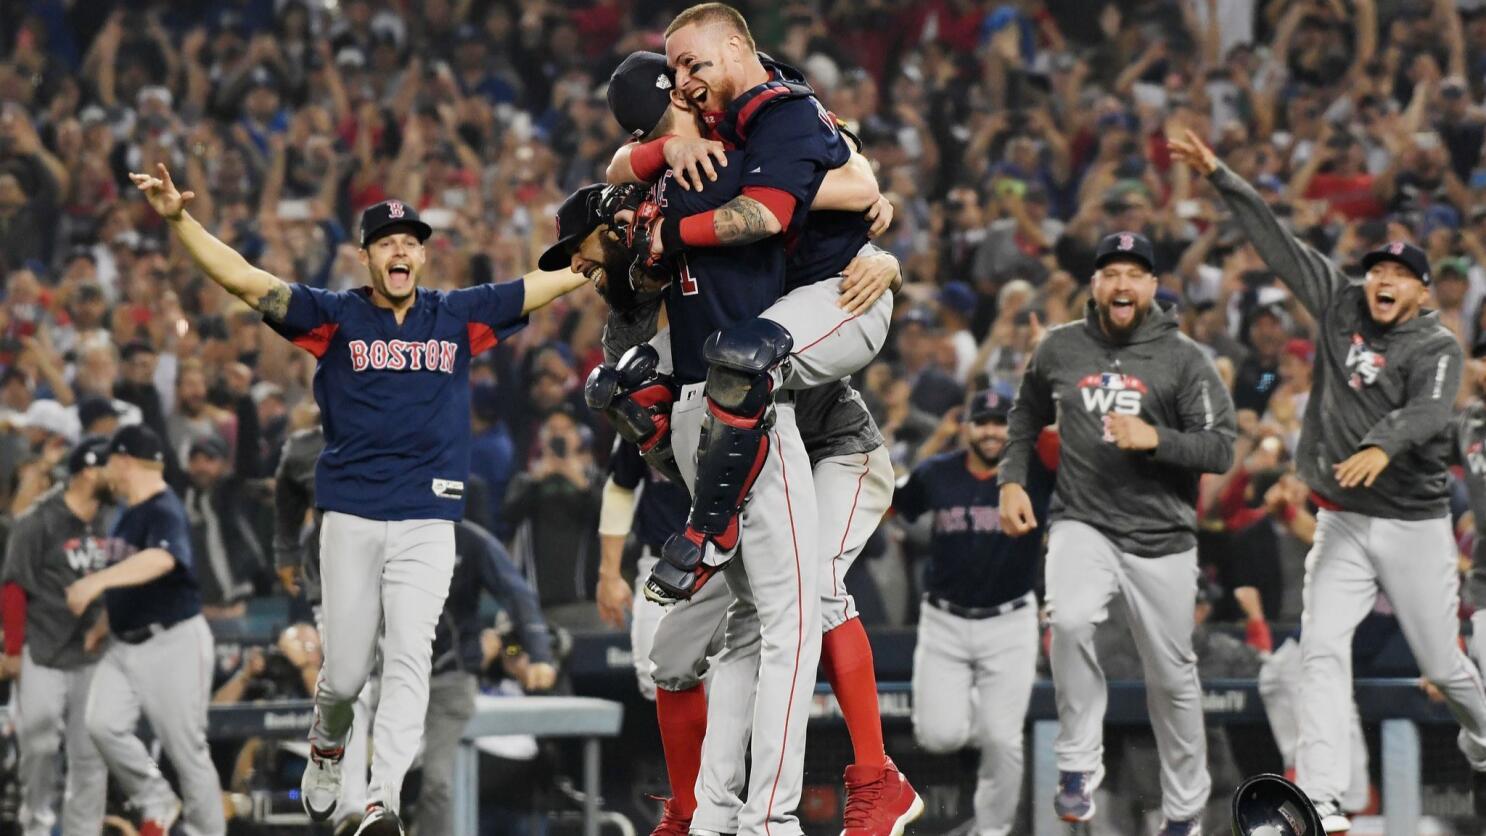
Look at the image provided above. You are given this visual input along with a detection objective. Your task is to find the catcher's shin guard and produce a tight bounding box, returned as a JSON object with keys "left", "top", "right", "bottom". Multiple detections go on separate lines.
{"left": 645, "top": 319, "right": 792, "bottom": 603}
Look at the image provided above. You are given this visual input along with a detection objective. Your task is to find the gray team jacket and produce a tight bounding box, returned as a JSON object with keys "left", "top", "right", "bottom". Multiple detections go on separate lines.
{"left": 1000, "top": 302, "right": 1236, "bottom": 557}
{"left": 1452, "top": 402, "right": 1486, "bottom": 606}
{"left": 1211, "top": 164, "right": 1461, "bottom": 520}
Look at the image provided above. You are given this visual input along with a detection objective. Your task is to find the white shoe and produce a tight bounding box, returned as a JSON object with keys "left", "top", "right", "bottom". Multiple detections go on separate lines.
{"left": 355, "top": 802, "right": 404, "bottom": 835}
{"left": 301, "top": 743, "right": 344, "bottom": 821}
{"left": 1312, "top": 799, "right": 1351, "bottom": 833}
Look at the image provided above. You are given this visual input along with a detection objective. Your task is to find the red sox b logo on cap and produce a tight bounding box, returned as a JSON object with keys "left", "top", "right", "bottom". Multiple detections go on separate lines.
{"left": 1389, "top": 241, "right": 1405, "bottom": 255}
{"left": 1118, "top": 233, "right": 1135, "bottom": 251}
{"left": 388, "top": 200, "right": 405, "bottom": 219}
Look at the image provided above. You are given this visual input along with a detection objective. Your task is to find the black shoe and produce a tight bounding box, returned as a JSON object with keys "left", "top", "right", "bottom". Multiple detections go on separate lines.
{"left": 354, "top": 803, "right": 403, "bottom": 836}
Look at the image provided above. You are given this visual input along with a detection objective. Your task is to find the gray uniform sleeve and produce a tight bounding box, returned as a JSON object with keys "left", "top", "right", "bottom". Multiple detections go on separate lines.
{"left": 273, "top": 441, "right": 312, "bottom": 571}
{"left": 1, "top": 511, "right": 42, "bottom": 591}
{"left": 999, "top": 338, "right": 1057, "bottom": 487}
{"left": 1209, "top": 164, "right": 1350, "bottom": 318}
{"left": 1360, "top": 335, "right": 1463, "bottom": 459}
{"left": 1150, "top": 346, "right": 1237, "bottom": 473}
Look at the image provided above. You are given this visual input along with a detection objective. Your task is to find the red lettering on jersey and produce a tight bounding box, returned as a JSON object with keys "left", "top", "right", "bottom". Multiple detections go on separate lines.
{"left": 678, "top": 255, "right": 698, "bottom": 296}
{"left": 440, "top": 340, "right": 458, "bottom": 372}
{"left": 405, "top": 340, "right": 422, "bottom": 371}
{"left": 349, "top": 339, "right": 369, "bottom": 371}
{"left": 385, "top": 339, "right": 408, "bottom": 370}
{"left": 293, "top": 323, "right": 340, "bottom": 359}
{"left": 424, "top": 340, "right": 439, "bottom": 371}
{"left": 369, "top": 341, "right": 389, "bottom": 369}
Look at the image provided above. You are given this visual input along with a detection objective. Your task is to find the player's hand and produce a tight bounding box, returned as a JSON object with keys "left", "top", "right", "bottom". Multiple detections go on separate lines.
{"left": 1167, "top": 129, "right": 1219, "bottom": 177}
{"left": 1107, "top": 413, "right": 1160, "bottom": 451}
{"left": 64, "top": 576, "right": 102, "bottom": 616}
{"left": 522, "top": 661, "right": 558, "bottom": 693}
{"left": 277, "top": 566, "right": 302, "bottom": 597}
{"left": 83, "top": 619, "right": 108, "bottom": 654}
{"left": 242, "top": 647, "right": 267, "bottom": 679}
{"left": 1000, "top": 483, "right": 1038, "bottom": 536}
{"left": 866, "top": 194, "right": 894, "bottom": 238}
{"left": 838, "top": 251, "right": 900, "bottom": 315}
{"left": 596, "top": 573, "right": 633, "bottom": 629}
{"left": 663, "top": 137, "right": 728, "bottom": 191}
{"left": 128, "top": 163, "right": 195, "bottom": 222}
{"left": 0, "top": 654, "right": 20, "bottom": 680}
{"left": 1334, "top": 446, "right": 1390, "bottom": 488}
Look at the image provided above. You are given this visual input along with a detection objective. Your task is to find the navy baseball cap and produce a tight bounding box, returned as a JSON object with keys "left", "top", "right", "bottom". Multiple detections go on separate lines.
{"left": 1095, "top": 231, "right": 1156, "bottom": 273}
{"left": 968, "top": 389, "right": 1011, "bottom": 424}
{"left": 77, "top": 396, "right": 119, "bottom": 429}
{"left": 1361, "top": 240, "right": 1431, "bottom": 285}
{"left": 537, "top": 184, "right": 606, "bottom": 270}
{"left": 359, "top": 199, "right": 432, "bottom": 248}
{"left": 608, "top": 51, "right": 675, "bottom": 139}
{"left": 109, "top": 424, "right": 165, "bottom": 464}
{"left": 188, "top": 436, "right": 230, "bottom": 460}
{"left": 67, "top": 435, "right": 112, "bottom": 475}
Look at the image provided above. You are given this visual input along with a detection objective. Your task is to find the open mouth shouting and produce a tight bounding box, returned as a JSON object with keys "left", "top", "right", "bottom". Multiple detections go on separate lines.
{"left": 386, "top": 261, "right": 413, "bottom": 289}
{"left": 1373, "top": 288, "right": 1397, "bottom": 315}
{"left": 1109, "top": 294, "right": 1137, "bottom": 326}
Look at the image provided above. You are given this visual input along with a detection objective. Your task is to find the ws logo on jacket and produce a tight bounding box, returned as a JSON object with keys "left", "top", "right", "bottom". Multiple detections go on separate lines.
{"left": 1345, "top": 334, "right": 1386, "bottom": 389}
{"left": 1079, "top": 372, "right": 1149, "bottom": 443}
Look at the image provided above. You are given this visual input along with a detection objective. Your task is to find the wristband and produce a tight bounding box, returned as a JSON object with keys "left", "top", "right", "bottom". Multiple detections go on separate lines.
{"left": 678, "top": 213, "right": 720, "bottom": 248}
{"left": 630, "top": 136, "right": 674, "bottom": 182}
{"left": 660, "top": 215, "right": 687, "bottom": 253}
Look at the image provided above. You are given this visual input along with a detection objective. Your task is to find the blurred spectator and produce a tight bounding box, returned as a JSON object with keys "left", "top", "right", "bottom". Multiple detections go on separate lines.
{"left": 471, "top": 381, "right": 517, "bottom": 540}
{"left": 184, "top": 436, "right": 265, "bottom": 626}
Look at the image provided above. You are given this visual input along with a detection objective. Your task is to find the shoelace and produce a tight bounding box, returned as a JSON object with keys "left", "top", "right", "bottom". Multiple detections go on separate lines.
{"left": 841, "top": 773, "right": 887, "bottom": 829}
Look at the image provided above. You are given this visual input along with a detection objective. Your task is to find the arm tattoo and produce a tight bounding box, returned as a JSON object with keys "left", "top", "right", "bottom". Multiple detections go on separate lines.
{"left": 712, "top": 196, "right": 778, "bottom": 245}
{"left": 255, "top": 280, "right": 292, "bottom": 323}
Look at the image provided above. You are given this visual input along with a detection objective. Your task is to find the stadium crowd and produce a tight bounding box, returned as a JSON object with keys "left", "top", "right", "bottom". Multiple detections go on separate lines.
{"left": 5, "top": 0, "right": 1486, "bottom": 831}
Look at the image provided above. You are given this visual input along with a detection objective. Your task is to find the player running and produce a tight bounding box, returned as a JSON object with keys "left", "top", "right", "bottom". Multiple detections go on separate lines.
{"left": 1000, "top": 230, "right": 1236, "bottom": 835}
{"left": 895, "top": 391, "right": 1057, "bottom": 836}
{"left": 1172, "top": 128, "right": 1486, "bottom": 832}
{"left": 2, "top": 436, "right": 113, "bottom": 836}
{"left": 129, "top": 163, "right": 587, "bottom": 836}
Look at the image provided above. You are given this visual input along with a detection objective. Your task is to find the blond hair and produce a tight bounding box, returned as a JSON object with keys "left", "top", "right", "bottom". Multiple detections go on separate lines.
{"left": 665, "top": 3, "right": 755, "bottom": 50}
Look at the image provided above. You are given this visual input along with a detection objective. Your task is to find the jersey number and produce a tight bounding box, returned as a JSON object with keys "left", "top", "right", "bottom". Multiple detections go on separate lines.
{"left": 678, "top": 255, "right": 698, "bottom": 296}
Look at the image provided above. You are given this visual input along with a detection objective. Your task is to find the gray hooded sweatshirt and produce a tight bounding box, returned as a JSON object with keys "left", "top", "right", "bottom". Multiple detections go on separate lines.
{"left": 1211, "top": 163, "right": 1460, "bottom": 520}
{"left": 1000, "top": 300, "right": 1236, "bottom": 557}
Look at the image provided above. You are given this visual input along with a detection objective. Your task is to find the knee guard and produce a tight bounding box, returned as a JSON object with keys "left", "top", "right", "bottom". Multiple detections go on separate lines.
{"left": 687, "top": 319, "right": 794, "bottom": 542}
{"left": 584, "top": 344, "right": 683, "bottom": 484}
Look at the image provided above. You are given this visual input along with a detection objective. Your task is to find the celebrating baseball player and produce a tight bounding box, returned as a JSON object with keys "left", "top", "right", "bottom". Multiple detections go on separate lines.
{"left": 1000, "top": 229, "right": 1237, "bottom": 834}
{"left": 128, "top": 162, "right": 587, "bottom": 836}
{"left": 894, "top": 391, "right": 1057, "bottom": 836}
{"left": 64, "top": 425, "right": 223, "bottom": 836}
{"left": 1171, "top": 128, "right": 1486, "bottom": 832}
{"left": 2, "top": 435, "right": 112, "bottom": 836}
{"left": 573, "top": 35, "right": 914, "bottom": 833}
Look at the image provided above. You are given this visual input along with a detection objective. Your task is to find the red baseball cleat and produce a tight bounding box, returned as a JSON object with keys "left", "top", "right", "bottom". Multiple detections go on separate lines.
{"left": 138, "top": 800, "right": 180, "bottom": 836}
{"left": 841, "top": 758, "right": 924, "bottom": 836}
{"left": 650, "top": 798, "right": 692, "bottom": 836}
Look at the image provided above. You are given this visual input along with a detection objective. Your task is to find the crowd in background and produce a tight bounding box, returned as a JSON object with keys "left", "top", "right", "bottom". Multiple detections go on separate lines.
{"left": 5, "top": 0, "right": 1486, "bottom": 710}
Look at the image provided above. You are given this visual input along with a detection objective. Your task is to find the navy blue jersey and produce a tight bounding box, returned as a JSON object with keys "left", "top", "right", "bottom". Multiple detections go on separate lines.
{"left": 654, "top": 165, "right": 784, "bottom": 384}
{"left": 105, "top": 489, "right": 201, "bottom": 632}
{"left": 266, "top": 282, "right": 528, "bottom": 521}
{"left": 894, "top": 451, "right": 1055, "bottom": 610}
{"left": 787, "top": 210, "right": 871, "bottom": 292}
{"left": 610, "top": 440, "right": 689, "bottom": 551}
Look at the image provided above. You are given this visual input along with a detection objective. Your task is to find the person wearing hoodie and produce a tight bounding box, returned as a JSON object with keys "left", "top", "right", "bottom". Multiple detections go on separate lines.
{"left": 999, "top": 230, "right": 1236, "bottom": 836}
{"left": 1171, "top": 129, "right": 1486, "bottom": 833}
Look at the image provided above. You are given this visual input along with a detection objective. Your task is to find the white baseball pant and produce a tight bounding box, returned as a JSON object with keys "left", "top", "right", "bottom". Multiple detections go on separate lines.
{"left": 312, "top": 512, "right": 456, "bottom": 815}
{"left": 911, "top": 596, "right": 1039, "bottom": 836}
{"left": 1257, "top": 638, "right": 1369, "bottom": 811}
{"left": 15, "top": 649, "right": 106, "bottom": 836}
{"left": 1045, "top": 520, "right": 1211, "bottom": 822}
{"left": 1297, "top": 510, "right": 1486, "bottom": 804}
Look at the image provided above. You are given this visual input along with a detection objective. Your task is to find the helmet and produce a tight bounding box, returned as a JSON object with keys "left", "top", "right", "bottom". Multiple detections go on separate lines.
{"left": 1232, "top": 774, "right": 1325, "bottom": 835}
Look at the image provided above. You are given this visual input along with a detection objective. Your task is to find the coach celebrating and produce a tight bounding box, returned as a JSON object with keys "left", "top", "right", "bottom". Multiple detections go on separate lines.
{"left": 999, "top": 231, "right": 1236, "bottom": 834}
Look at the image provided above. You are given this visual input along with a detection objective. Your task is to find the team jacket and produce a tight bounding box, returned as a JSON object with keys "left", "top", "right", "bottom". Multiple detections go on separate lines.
{"left": 1453, "top": 402, "right": 1486, "bottom": 606}
{"left": 1212, "top": 164, "right": 1461, "bottom": 520}
{"left": 1000, "top": 302, "right": 1236, "bottom": 557}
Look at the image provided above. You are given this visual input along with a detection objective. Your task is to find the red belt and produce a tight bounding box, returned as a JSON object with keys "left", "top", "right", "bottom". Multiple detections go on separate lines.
{"left": 1310, "top": 491, "right": 1343, "bottom": 512}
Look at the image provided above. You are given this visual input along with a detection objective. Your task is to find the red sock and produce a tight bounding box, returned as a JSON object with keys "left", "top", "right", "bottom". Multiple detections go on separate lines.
{"left": 822, "top": 618, "right": 886, "bottom": 770}
{"left": 655, "top": 684, "right": 708, "bottom": 816}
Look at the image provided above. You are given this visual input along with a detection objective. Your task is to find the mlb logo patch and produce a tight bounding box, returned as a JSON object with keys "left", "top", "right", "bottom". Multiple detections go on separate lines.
{"left": 1100, "top": 372, "right": 1126, "bottom": 390}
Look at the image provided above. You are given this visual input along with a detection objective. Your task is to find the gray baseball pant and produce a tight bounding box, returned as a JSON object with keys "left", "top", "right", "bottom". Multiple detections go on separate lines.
{"left": 312, "top": 512, "right": 456, "bottom": 815}
{"left": 760, "top": 278, "right": 892, "bottom": 392}
{"left": 1257, "top": 638, "right": 1369, "bottom": 811}
{"left": 1297, "top": 510, "right": 1486, "bottom": 803}
{"left": 16, "top": 648, "right": 106, "bottom": 836}
{"left": 86, "top": 614, "right": 224, "bottom": 836}
{"left": 412, "top": 669, "right": 478, "bottom": 836}
{"left": 669, "top": 383, "right": 820, "bottom": 836}
{"left": 912, "top": 596, "right": 1039, "bottom": 836}
{"left": 1045, "top": 520, "right": 1210, "bottom": 821}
